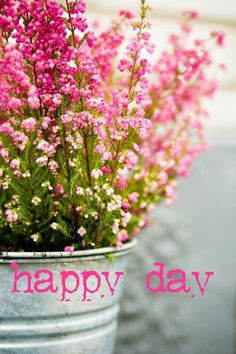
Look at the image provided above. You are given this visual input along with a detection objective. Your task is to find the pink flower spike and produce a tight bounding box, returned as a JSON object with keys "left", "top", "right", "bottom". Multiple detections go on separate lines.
{"left": 119, "top": 10, "right": 135, "bottom": 19}
{"left": 211, "top": 31, "right": 226, "bottom": 47}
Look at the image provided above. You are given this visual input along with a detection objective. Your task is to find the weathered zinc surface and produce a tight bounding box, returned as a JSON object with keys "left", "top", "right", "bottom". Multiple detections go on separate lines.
{"left": 0, "top": 243, "right": 135, "bottom": 354}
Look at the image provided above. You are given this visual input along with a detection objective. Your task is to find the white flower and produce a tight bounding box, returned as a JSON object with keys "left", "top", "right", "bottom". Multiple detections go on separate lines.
{"left": 96, "top": 196, "right": 101, "bottom": 203}
{"left": 22, "top": 171, "right": 31, "bottom": 178}
{"left": 107, "top": 201, "right": 120, "bottom": 212}
{"left": 51, "top": 222, "right": 58, "bottom": 230}
{"left": 112, "top": 219, "right": 120, "bottom": 234}
{"left": 117, "top": 168, "right": 129, "bottom": 178}
{"left": 36, "top": 156, "right": 48, "bottom": 166}
{"left": 31, "top": 233, "right": 40, "bottom": 242}
{"left": 140, "top": 201, "right": 147, "bottom": 208}
{"left": 76, "top": 187, "right": 84, "bottom": 196}
{"left": 68, "top": 60, "right": 77, "bottom": 68}
{"left": 31, "top": 196, "right": 42, "bottom": 206}
{"left": 69, "top": 159, "right": 76, "bottom": 167}
{"left": 102, "top": 183, "right": 114, "bottom": 196}
{"left": 12, "top": 195, "right": 19, "bottom": 204}
{"left": 122, "top": 212, "right": 132, "bottom": 227}
{"left": 91, "top": 169, "right": 103, "bottom": 180}
{"left": 106, "top": 187, "right": 114, "bottom": 196}
{"left": 41, "top": 181, "right": 53, "bottom": 190}
{"left": 77, "top": 226, "right": 86, "bottom": 236}
{"left": 113, "top": 194, "right": 122, "bottom": 203}
{"left": 2, "top": 181, "right": 9, "bottom": 190}
{"left": 91, "top": 212, "right": 98, "bottom": 220}
{"left": 139, "top": 220, "right": 146, "bottom": 228}
{"left": 86, "top": 187, "right": 93, "bottom": 196}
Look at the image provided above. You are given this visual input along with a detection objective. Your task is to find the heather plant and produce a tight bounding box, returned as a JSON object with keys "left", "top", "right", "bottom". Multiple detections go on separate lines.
{"left": 0, "top": 1, "right": 224, "bottom": 252}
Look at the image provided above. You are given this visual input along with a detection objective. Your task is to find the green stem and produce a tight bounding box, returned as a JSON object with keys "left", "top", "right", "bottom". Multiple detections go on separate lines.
{"left": 83, "top": 131, "right": 92, "bottom": 186}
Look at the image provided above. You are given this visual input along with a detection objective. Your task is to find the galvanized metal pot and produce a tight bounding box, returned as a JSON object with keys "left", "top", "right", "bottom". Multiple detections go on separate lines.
{"left": 0, "top": 240, "right": 137, "bottom": 354}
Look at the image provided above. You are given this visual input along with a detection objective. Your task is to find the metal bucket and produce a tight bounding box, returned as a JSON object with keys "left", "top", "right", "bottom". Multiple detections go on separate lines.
{"left": 0, "top": 240, "right": 137, "bottom": 354}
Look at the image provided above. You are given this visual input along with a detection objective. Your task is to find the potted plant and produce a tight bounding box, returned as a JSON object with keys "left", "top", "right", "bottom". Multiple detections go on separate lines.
{"left": 0, "top": 0, "right": 224, "bottom": 353}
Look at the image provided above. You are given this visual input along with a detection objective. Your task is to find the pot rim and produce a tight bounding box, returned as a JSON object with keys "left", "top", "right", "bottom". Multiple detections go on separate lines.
{"left": 0, "top": 239, "right": 137, "bottom": 260}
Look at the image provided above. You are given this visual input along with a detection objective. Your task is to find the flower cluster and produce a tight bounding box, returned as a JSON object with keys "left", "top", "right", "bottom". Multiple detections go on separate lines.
{"left": 0, "top": 0, "right": 224, "bottom": 251}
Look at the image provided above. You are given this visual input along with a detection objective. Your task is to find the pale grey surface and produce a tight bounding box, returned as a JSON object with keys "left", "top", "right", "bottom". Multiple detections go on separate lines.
{"left": 115, "top": 146, "right": 236, "bottom": 354}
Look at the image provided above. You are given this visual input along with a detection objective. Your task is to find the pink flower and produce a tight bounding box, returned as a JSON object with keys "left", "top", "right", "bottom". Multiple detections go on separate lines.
{"left": 219, "top": 63, "right": 227, "bottom": 71}
{"left": 37, "top": 140, "right": 56, "bottom": 156}
{"left": 142, "top": 32, "right": 151, "bottom": 41}
{"left": 128, "top": 192, "right": 139, "bottom": 203}
{"left": 181, "top": 23, "right": 192, "bottom": 34}
{"left": 48, "top": 161, "right": 59, "bottom": 174}
{"left": 28, "top": 87, "right": 40, "bottom": 109}
{"left": 0, "top": 149, "right": 9, "bottom": 160}
{"left": 117, "top": 230, "right": 128, "bottom": 248}
{"left": 101, "top": 166, "right": 113, "bottom": 175}
{"left": 121, "top": 201, "right": 130, "bottom": 213}
{"left": 86, "top": 32, "right": 95, "bottom": 47}
{"left": 211, "top": 31, "right": 226, "bottom": 47}
{"left": 115, "top": 180, "right": 127, "bottom": 190}
{"left": 61, "top": 114, "right": 72, "bottom": 124}
{"left": 37, "top": 140, "right": 50, "bottom": 152}
{"left": 55, "top": 183, "right": 64, "bottom": 196}
{"left": 10, "top": 159, "right": 20, "bottom": 170}
{"left": 146, "top": 42, "right": 155, "bottom": 54}
{"left": 64, "top": 246, "right": 75, "bottom": 252}
{"left": 183, "top": 10, "right": 199, "bottom": 20}
{"left": 118, "top": 59, "right": 132, "bottom": 72}
{"left": 52, "top": 94, "right": 62, "bottom": 107}
{"left": 125, "top": 151, "right": 138, "bottom": 169}
{"left": 119, "top": 10, "right": 135, "bottom": 19}
{"left": 21, "top": 118, "right": 37, "bottom": 132}
{"left": 6, "top": 209, "right": 18, "bottom": 223}
{"left": 157, "top": 172, "right": 168, "bottom": 186}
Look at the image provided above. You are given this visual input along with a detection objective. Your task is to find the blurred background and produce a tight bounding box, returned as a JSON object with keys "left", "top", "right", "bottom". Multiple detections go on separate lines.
{"left": 84, "top": 1, "right": 236, "bottom": 353}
